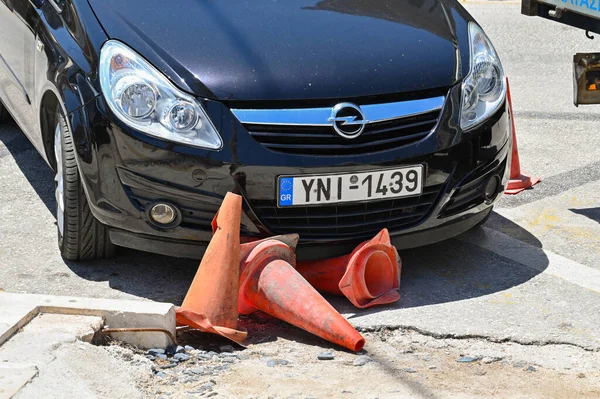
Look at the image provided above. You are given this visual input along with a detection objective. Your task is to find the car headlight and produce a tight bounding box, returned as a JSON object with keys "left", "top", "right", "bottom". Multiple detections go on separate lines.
{"left": 99, "top": 40, "right": 223, "bottom": 150}
{"left": 460, "top": 23, "right": 506, "bottom": 131}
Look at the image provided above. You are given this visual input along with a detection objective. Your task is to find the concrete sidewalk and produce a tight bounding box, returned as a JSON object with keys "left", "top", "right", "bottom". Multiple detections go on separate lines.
{"left": 0, "top": 293, "right": 175, "bottom": 398}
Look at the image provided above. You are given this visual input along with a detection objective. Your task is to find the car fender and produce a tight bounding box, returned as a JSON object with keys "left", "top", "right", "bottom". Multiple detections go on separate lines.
{"left": 33, "top": 0, "right": 108, "bottom": 164}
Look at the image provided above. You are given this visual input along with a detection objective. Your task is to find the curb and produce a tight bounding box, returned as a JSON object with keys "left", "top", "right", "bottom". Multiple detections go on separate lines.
{"left": 0, "top": 292, "right": 175, "bottom": 349}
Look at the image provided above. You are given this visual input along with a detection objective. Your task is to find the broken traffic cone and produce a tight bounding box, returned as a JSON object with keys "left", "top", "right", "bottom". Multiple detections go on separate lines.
{"left": 296, "top": 229, "right": 401, "bottom": 309}
{"left": 239, "top": 239, "right": 365, "bottom": 352}
{"left": 505, "top": 77, "right": 540, "bottom": 195}
{"left": 176, "top": 192, "right": 248, "bottom": 344}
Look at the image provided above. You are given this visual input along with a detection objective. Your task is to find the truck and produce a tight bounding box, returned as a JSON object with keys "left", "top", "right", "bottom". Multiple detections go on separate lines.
{"left": 523, "top": 0, "right": 600, "bottom": 105}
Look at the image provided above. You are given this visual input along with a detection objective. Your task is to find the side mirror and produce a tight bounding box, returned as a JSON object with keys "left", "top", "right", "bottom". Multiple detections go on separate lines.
{"left": 573, "top": 53, "right": 600, "bottom": 106}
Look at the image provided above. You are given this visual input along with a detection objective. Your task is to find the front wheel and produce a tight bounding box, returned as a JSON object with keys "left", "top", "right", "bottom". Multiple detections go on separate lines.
{"left": 54, "top": 109, "right": 116, "bottom": 260}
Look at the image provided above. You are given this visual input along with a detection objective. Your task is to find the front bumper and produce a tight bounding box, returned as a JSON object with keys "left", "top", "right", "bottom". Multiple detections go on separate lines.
{"left": 67, "top": 84, "right": 511, "bottom": 259}
{"left": 107, "top": 206, "right": 493, "bottom": 260}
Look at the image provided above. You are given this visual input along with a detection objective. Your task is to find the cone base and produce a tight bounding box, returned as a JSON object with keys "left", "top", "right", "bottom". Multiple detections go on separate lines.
{"left": 505, "top": 173, "right": 540, "bottom": 195}
{"left": 176, "top": 308, "right": 248, "bottom": 345}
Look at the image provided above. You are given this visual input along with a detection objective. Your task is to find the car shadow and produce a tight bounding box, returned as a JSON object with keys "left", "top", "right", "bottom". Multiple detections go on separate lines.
{"left": 62, "top": 211, "right": 548, "bottom": 315}
{"left": 1, "top": 122, "right": 199, "bottom": 304}
{"left": 570, "top": 207, "right": 600, "bottom": 224}
{"left": 332, "top": 212, "right": 549, "bottom": 315}
{"left": 0, "top": 120, "right": 56, "bottom": 216}
{"left": 1, "top": 120, "right": 549, "bottom": 314}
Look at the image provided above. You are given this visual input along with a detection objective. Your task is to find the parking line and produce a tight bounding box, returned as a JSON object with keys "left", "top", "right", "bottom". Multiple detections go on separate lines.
{"left": 500, "top": 161, "right": 600, "bottom": 209}
{"left": 457, "top": 226, "right": 600, "bottom": 294}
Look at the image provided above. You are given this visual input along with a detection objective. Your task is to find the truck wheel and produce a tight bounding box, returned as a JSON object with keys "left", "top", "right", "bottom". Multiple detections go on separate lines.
{"left": 54, "top": 109, "right": 116, "bottom": 260}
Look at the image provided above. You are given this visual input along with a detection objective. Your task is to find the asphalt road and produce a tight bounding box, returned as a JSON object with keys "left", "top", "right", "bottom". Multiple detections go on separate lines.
{"left": 1, "top": 1, "right": 599, "bottom": 366}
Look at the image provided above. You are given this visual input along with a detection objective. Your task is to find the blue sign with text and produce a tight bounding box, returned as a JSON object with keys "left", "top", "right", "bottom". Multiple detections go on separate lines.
{"left": 279, "top": 177, "right": 294, "bottom": 206}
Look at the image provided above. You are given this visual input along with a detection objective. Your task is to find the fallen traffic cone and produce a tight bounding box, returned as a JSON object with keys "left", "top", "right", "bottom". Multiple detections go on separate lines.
{"left": 296, "top": 229, "right": 401, "bottom": 309}
{"left": 239, "top": 239, "right": 366, "bottom": 352}
{"left": 505, "top": 77, "right": 540, "bottom": 195}
{"left": 176, "top": 192, "right": 248, "bottom": 344}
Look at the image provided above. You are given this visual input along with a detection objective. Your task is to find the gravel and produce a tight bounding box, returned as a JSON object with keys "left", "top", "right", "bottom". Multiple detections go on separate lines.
{"left": 165, "top": 346, "right": 176, "bottom": 356}
{"left": 353, "top": 356, "right": 371, "bottom": 366}
{"left": 175, "top": 346, "right": 186, "bottom": 354}
{"left": 482, "top": 357, "right": 500, "bottom": 364}
{"left": 456, "top": 356, "right": 478, "bottom": 363}
{"left": 184, "top": 345, "right": 195, "bottom": 352}
{"left": 190, "top": 367, "right": 206, "bottom": 375}
{"left": 148, "top": 349, "right": 165, "bottom": 356}
{"left": 266, "top": 359, "right": 290, "bottom": 367}
{"left": 219, "top": 345, "right": 234, "bottom": 353}
{"left": 402, "top": 367, "right": 417, "bottom": 373}
{"left": 173, "top": 353, "right": 191, "bottom": 362}
{"left": 317, "top": 352, "right": 335, "bottom": 360}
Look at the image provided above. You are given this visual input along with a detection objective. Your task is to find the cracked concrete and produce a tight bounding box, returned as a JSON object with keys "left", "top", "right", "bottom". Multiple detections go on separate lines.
{"left": 0, "top": 313, "right": 152, "bottom": 399}
{"left": 339, "top": 234, "right": 600, "bottom": 352}
{"left": 367, "top": 328, "right": 600, "bottom": 371}
{"left": 358, "top": 325, "right": 600, "bottom": 353}
{"left": 141, "top": 326, "right": 600, "bottom": 399}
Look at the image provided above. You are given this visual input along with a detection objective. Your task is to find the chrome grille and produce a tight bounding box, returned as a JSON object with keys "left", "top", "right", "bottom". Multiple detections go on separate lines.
{"left": 232, "top": 96, "right": 445, "bottom": 156}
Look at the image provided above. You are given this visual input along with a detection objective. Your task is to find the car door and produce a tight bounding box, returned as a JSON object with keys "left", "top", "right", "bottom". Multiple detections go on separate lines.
{"left": 0, "top": 0, "right": 39, "bottom": 138}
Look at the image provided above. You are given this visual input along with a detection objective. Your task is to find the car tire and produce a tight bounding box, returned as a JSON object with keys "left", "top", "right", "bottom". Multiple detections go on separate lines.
{"left": 0, "top": 101, "right": 10, "bottom": 122}
{"left": 54, "top": 109, "right": 116, "bottom": 260}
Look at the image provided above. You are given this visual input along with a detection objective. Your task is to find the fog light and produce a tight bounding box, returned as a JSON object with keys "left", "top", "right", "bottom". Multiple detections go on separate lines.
{"left": 149, "top": 203, "right": 177, "bottom": 225}
{"left": 484, "top": 175, "right": 501, "bottom": 203}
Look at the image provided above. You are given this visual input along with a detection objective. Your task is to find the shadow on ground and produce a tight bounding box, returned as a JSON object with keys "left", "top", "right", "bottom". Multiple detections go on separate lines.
{"left": 1, "top": 124, "right": 198, "bottom": 304}
{"left": 0, "top": 121, "right": 55, "bottom": 215}
{"left": 2, "top": 120, "right": 549, "bottom": 316}
{"left": 571, "top": 207, "right": 600, "bottom": 224}
{"left": 333, "top": 213, "right": 548, "bottom": 316}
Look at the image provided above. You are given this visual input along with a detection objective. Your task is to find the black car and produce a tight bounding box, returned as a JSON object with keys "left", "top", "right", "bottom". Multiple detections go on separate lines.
{"left": 0, "top": 0, "right": 510, "bottom": 261}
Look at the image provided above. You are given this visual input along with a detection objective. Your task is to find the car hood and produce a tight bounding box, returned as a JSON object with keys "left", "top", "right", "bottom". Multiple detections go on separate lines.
{"left": 88, "top": 0, "right": 465, "bottom": 102}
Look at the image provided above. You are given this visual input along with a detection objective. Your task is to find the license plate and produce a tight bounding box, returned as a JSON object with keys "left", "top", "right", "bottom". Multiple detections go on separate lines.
{"left": 277, "top": 165, "right": 424, "bottom": 207}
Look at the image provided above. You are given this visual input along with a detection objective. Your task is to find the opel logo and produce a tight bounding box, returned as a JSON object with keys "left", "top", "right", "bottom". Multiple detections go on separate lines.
{"left": 328, "top": 103, "right": 369, "bottom": 139}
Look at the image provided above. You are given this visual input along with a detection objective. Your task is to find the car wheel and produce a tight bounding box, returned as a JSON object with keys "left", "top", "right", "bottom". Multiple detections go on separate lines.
{"left": 54, "top": 109, "right": 116, "bottom": 260}
{"left": 0, "top": 101, "right": 10, "bottom": 122}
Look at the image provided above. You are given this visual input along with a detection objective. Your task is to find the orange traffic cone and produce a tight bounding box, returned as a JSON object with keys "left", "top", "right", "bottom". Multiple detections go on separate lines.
{"left": 238, "top": 239, "right": 366, "bottom": 352}
{"left": 240, "top": 234, "right": 300, "bottom": 257}
{"left": 296, "top": 229, "right": 401, "bottom": 309}
{"left": 176, "top": 192, "right": 248, "bottom": 344}
{"left": 505, "top": 77, "right": 540, "bottom": 195}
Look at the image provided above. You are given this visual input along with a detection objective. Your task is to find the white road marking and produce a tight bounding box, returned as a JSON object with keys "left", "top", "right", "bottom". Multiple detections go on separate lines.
{"left": 458, "top": 226, "right": 600, "bottom": 294}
